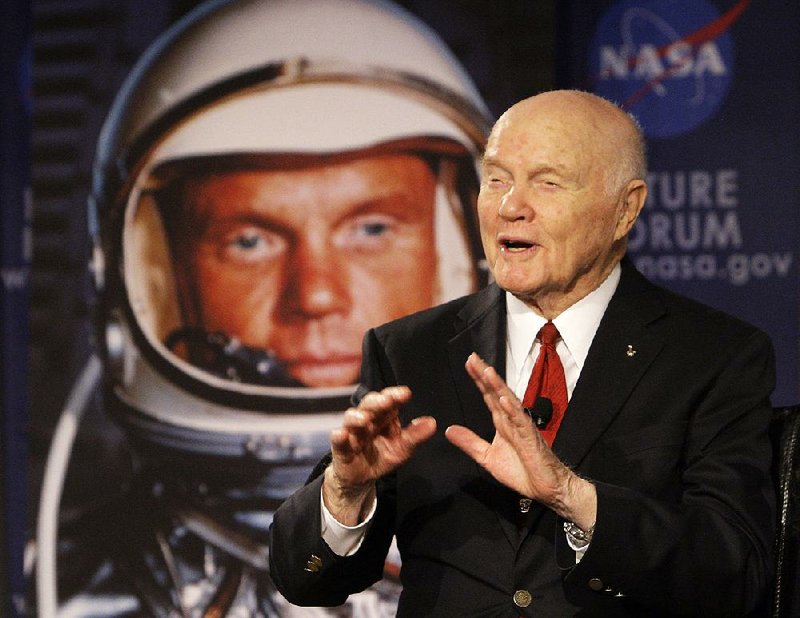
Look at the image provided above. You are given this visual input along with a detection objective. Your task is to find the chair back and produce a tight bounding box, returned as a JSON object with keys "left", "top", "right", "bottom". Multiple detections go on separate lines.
{"left": 770, "top": 404, "right": 800, "bottom": 618}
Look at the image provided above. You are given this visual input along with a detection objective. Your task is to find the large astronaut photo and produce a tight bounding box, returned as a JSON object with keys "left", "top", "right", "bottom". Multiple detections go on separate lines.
{"left": 32, "top": 0, "right": 494, "bottom": 615}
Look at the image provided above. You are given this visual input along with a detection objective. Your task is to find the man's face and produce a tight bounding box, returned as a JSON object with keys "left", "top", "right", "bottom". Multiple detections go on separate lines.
{"left": 477, "top": 97, "right": 630, "bottom": 316}
{"left": 172, "top": 154, "right": 438, "bottom": 387}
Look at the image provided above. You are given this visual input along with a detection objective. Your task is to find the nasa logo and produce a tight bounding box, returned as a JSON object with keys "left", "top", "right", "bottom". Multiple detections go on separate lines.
{"left": 588, "top": 0, "right": 748, "bottom": 138}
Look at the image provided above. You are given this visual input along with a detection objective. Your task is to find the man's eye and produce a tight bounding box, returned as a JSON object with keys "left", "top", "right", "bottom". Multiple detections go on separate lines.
{"left": 232, "top": 233, "right": 262, "bottom": 249}
{"left": 534, "top": 177, "right": 561, "bottom": 190}
{"left": 351, "top": 215, "right": 396, "bottom": 239}
{"left": 486, "top": 176, "right": 509, "bottom": 188}
{"left": 361, "top": 221, "right": 389, "bottom": 237}
{"left": 217, "top": 226, "right": 285, "bottom": 263}
{"left": 336, "top": 215, "right": 398, "bottom": 250}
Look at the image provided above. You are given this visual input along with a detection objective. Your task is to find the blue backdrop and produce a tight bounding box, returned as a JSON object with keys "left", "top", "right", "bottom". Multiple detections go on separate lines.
{"left": 557, "top": 0, "right": 799, "bottom": 406}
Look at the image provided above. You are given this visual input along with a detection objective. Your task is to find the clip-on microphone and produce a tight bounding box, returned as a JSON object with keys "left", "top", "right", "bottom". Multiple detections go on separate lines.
{"left": 524, "top": 396, "right": 553, "bottom": 429}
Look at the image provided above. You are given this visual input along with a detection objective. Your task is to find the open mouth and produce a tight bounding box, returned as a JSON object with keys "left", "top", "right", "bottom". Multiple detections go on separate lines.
{"left": 500, "top": 238, "right": 535, "bottom": 252}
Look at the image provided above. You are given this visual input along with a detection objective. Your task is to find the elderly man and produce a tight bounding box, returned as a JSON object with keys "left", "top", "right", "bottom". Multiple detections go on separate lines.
{"left": 269, "top": 90, "right": 776, "bottom": 617}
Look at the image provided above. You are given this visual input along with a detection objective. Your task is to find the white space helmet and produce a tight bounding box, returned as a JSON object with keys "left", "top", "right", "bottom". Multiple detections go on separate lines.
{"left": 90, "top": 0, "right": 491, "bottom": 482}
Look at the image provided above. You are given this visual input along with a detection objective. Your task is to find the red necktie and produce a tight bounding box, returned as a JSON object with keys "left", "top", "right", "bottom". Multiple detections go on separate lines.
{"left": 521, "top": 322, "right": 568, "bottom": 446}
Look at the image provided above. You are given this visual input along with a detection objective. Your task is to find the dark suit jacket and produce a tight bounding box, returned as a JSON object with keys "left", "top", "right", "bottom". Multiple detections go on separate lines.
{"left": 270, "top": 259, "right": 776, "bottom": 617}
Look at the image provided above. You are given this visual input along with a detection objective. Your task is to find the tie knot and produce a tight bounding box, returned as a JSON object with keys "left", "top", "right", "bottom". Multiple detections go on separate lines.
{"left": 537, "top": 321, "right": 560, "bottom": 347}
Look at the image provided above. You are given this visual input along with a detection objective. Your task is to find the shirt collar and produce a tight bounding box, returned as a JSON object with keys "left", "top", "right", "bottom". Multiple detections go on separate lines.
{"left": 505, "top": 263, "right": 621, "bottom": 371}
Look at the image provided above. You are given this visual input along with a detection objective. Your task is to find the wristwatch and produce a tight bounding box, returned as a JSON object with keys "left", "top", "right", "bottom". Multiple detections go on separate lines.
{"left": 563, "top": 520, "right": 595, "bottom": 548}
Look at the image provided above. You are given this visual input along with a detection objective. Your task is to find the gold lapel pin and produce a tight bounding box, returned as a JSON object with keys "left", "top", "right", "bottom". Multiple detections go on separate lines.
{"left": 626, "top": 344, "right": 637, "bottom": 357}
{"left": 304, "top": 554, "right": 323, "bottom": 573}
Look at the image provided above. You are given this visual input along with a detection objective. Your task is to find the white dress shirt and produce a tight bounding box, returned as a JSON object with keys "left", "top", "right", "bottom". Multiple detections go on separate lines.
{"left": 321, "top": 264, "right": 622, "bottom": 557}
{"left": 505, "top": 263, "right": 620, "bottom": 402}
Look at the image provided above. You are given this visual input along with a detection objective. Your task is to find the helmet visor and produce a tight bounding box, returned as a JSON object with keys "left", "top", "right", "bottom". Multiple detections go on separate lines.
{"left": 123, "top": 137, "right": 481, "bottom": 397}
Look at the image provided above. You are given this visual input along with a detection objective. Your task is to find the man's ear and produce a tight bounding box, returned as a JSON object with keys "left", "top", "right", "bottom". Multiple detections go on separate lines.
{"left": 614, "top": 179, "right": 647, "bottom": 241}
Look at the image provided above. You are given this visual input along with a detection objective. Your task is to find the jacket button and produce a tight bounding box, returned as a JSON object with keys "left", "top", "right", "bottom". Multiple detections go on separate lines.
{"left": 513, "top": 589, "right": 532, "bottom": 608}
{"left": 588, "top": 577, "right": 604, "bottom": 591}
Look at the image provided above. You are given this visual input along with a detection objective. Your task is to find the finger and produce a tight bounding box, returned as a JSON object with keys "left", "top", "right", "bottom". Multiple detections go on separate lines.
{"left": 330, "top": 427, "right": 349, "bottom": 450}
{"left": 498, "top": 395, "right": 543, "bottom": 437}
{"left": 335, "top": 413, "right": 374, "bottom": 457}
{"left": 465, "top": 354, "right": 504, "bottom": 418}
{"left": 342, "top": 407, "right": 374, "bottom": 432}
{"left": 359, "top": 386, "right": 412, "bottom": 412}
{"left": 335, "top": 408, "right": 382, "bottom": 455}
{"left": 334, "top": 385, "right": 413, "bottom": 457}
{"left": 465, "top": 353, "right": 492, "bottom": 394}
{"left": 355, "top": 386, "right": 412, "bottom": 432}
{"left": 372, "top": 386, "right": 413, "bottom": 434}
{"left": 402, "top": 416, "right": 437, "bottom": 449}
{"left": 341, "top": 396, "right": 396, "bottom": 436}
{"left": 330, "top": 427, "right": 359, "bottom": 462}
{"left": 466, "top": 354, "right": 524, "bottom": 432}
{"left": 467, "top": 354, "right": 517, "bottom": 403}
{"left": 444, "top": 424, "right": 489, "bottom": 463}
{"left": 381, "top": 385, "right": 413, "bottom": 404}
{"left": 465, "top": 355, "right": 518, "bottom": 416}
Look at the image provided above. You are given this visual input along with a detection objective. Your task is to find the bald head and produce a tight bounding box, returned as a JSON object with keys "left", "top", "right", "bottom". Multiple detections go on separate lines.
{"left": 477, "top": 89, "right": 649, "bottom": 317}
{"left": 491, "top": 90, "right": 647, "bottom": 196}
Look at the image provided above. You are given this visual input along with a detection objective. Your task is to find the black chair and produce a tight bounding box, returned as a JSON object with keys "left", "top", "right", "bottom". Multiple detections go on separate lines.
{"left": 770, "top": 404, "right": 800, "bottom": 618}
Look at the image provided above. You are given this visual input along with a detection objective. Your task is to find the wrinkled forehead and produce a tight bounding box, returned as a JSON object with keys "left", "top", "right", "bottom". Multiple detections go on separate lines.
{"left": 484, "top": 102, "right": 609, "bottom": 179}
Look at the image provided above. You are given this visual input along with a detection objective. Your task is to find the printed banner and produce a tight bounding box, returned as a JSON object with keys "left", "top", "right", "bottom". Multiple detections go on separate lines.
{"left": 557, "top": 0, "right": 799, "bottom": 404}
{"left": 23, "top": 1, "right": 541, "bottom": 615}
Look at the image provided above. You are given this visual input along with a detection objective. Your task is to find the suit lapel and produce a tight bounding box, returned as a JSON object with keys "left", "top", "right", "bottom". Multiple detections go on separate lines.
{"left": 552, "top": 261, "right": 667, "bottom": 468}
{"left": 446, "top": 284, "right": 505, "bottom": 443}
{"left": 444, "top": 285, "right": 526, "bottom": 547}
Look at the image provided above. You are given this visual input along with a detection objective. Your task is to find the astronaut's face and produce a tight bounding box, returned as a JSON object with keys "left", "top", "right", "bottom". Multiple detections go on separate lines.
{"left": 169, "top": 153, "right": 439, "bottom": 387}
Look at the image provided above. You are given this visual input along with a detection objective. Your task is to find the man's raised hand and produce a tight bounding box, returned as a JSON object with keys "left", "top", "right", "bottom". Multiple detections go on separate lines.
{"left": 446, "top": 354, "right": 596, "bottom": 529}
{"left": 323, "top": 386, "right": 436, "bottom": 525}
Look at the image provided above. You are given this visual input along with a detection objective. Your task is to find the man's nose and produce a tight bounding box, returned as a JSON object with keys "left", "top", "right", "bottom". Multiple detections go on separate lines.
{"left": 282, "top": 240, "right": 350, "bottom": 318}
{"left": 497, "top": 185, "right": 532, "bottom": 221}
